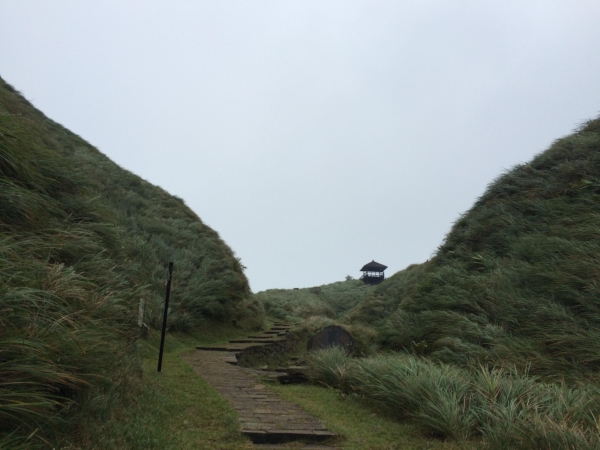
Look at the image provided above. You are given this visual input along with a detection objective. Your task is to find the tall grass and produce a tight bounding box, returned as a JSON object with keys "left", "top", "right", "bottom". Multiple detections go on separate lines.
{"left": 0, "top": 76, "right": 262, "bottom": 446}
{"left": 307, "top": 348, "right": 600, "bottom": 448}
{"left": 254, "top": 278, "right": 376, "bottom": 323}
{"left": 249, "top": 114, "right": 600, "bottom": 449}
{"left": 341, "top": 117, "right": 600, "bottom": 380}
{"left": 253, "top": 279, "right": 381, "bottom": 354}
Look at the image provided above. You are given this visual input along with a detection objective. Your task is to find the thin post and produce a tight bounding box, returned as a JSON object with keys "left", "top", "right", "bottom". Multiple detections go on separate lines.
{"left": 157, "top": 262, "right": 173, "bottom": 372}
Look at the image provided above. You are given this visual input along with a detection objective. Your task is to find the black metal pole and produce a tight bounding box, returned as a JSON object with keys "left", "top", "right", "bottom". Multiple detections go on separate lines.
{"left": 157, "top": 262, "right": 173, "bottom": 372}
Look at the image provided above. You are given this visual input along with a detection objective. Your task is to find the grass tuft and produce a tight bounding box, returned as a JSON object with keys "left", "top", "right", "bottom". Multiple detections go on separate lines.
{"left": 306, "top": 348, "right": 600, "bottom": 447}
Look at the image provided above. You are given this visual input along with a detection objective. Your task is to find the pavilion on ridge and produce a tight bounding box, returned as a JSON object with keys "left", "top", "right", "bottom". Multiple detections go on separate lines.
{"left": 360, "top": 260, "right": 388, "bottom": 285}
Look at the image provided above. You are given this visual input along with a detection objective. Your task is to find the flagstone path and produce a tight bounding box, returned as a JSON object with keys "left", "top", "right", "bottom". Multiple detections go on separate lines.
{"left": 183, "top": 323, "right": 338, "bottom": 447}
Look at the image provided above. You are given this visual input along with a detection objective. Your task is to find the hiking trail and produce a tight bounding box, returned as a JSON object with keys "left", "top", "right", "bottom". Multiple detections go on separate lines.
{"left": 183, "top": 322, "right": 338, "bottom": 448}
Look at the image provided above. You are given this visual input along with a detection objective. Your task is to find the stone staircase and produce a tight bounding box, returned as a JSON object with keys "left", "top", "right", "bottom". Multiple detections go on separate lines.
{"left": 195, "top": 322, "right": 291, "bottom": 354}
{"left": 184, "top": 322, "right": 337, "bottom": 446}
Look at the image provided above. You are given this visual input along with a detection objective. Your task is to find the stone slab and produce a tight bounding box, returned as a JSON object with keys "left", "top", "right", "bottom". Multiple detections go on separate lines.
{"left": 241, "top": 429, "right": 268, "bottom": 444}
{"left": 265, "top": 430, "right": 325, "bottom": 444}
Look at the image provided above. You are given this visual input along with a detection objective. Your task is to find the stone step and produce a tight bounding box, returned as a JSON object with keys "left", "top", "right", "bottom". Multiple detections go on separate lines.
{"left": 223, "top": 355, "right": 239, "bottom": 365}
{"left": 229, "top": 339, "right": 284, "bottom": 344}
{"left": 194, "top": 345, "right": 232, "bottom": 351}
{"left": 184, "top": 350, "right": 338, "bottom": 446}
{"left": 254, "top": 445, "right": 335, "bottom": 450}
{"left": 199, "top": 324, "right": 290, "bottom": 351}
{"left": 242, "top": 429, "right": 337, "bottom": 444}
{"left": 196, "top": 343, "right": 266, "bottom": 352}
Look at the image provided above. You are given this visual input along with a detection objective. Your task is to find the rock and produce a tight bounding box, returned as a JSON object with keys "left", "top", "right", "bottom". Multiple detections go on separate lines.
{"left": 307, "top": 325, "right": 357, "bottom": 354}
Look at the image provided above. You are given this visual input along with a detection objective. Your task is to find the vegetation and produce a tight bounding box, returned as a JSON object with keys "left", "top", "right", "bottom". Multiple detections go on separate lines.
{"left": 256, "top": 116, "right": 600, "bottom": 448}
{"left": 263, "top": 116, "right": 600, "bottom": 379}
{"left": 4, "top": 66, "right": 600, "bottom": 448}
{"left": 350, "top": 116, "right": 600, "bottom": 380}
{"left": 0, "top": 76, "right": 262, "bottom": 447}
{"left": 253, "top": 279, "right": 379, "bottom": 354}
{"left": 269, "top": 381, "right": 475, "bottom": 450}
{"left": 306, "top": 348, "right": 600, "bottom": 449}
{"left": 254, "top": 278, "right": 375, "bottom": 322}
{"left": 66, "top": 329, "right": 254, "bottom": 450}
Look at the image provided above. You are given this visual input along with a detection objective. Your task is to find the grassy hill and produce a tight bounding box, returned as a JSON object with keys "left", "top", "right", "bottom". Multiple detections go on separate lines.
{"left": 0, "top": 76, "right": 262, "bottom": 447}
{"left": 6, "top": 67, "right": 600, "bottom": 448}
{"left": 350, "top": 116, "right": 600, "bottom": 380}
{"left": 254, "top": 278, "right": 376, "bottom": 322}
{"left": 256, "top": 116, "right": 600, "bottom": 447}
{"left": 272, "top": 116, "right": 600, "bottom": 380}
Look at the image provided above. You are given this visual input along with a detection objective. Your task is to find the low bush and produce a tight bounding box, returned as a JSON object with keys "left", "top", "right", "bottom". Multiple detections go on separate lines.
{"left": 306, "top": 348, "right": 600, "bottom": 448}
{"left": 254, "top": 279, "right": 376, "bottom": 323}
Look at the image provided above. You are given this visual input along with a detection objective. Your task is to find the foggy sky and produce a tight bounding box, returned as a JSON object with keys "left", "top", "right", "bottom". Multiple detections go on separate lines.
{"left": 1, "top": 1, "right": 600, "bottom": 292}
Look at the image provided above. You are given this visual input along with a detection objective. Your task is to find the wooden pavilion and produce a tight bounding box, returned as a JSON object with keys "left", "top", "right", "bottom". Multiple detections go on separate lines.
{"left": 360, "top": 260, "right": 388, "bottom": 284}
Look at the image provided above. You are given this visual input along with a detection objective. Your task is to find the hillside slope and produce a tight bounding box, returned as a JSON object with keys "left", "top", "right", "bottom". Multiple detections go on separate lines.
{"left": 0, "top": 76, "right": 261, "bottom": 446}
{"left": 351, "top": 117, "right": 600, "bottom": 379}
{"left": 254, "top": 278, "right": 376, "bottom": 322}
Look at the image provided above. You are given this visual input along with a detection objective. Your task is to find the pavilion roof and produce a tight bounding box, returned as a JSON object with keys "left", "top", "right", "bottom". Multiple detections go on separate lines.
{"left": 360, "top": 260, "right": 388, "bottom": 272}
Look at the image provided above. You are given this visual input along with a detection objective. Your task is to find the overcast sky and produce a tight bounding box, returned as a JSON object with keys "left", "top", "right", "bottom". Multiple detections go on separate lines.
{"left": 2, "top": 1, "right": 600, "bottom": 292}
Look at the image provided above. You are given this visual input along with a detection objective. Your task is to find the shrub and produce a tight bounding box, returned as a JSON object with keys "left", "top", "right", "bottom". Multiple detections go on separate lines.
{"left": 306, "top": 349, "right": 600, "bottom": 447}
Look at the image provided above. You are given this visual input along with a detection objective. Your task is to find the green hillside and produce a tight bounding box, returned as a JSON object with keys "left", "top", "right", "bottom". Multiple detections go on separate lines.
{"left": 254, "top": 278, "right": 376, "bottom": 322}
{"left": 256, "top": 116, "right": 600, "bottom": 448}
{"left": 0, "top": 77, "right": 262, "bottom": 446}
{"left": 351, "top": 117, "right": 600, "bottom": 380}
{"left": 272, "top": 116, "right": 600, "bottom": 380}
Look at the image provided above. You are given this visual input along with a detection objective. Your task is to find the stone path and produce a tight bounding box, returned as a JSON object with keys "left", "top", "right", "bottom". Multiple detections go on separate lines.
{"left": 183, "top": 323, "right": 337, "bottom": 446}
